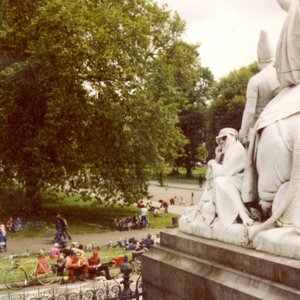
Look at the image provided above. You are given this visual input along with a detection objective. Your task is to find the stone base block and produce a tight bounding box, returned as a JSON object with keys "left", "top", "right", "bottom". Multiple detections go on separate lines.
{"left": 142, "top": 230, "right": 300, "bottom": 300}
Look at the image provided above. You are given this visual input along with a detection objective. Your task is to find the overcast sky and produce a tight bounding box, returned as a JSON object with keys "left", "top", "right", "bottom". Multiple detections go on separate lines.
{"left": 155, "top": 0, "right": 287, "bottom": 80}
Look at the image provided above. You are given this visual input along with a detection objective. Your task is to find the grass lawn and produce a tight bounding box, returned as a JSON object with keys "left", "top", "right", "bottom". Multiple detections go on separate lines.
{"left": 5, "top": 195, "right": 179, "bottom": 239}
{"left": 0, "top": 247, "right": 134, "bottom": 286}
{"left": 160, "top": 166, "right": 207, "bottom": 185}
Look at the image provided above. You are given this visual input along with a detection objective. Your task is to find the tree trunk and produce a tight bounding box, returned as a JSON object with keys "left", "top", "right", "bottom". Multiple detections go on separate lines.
{"left": 170, "top": 166, "right": 179, "bottom": 176}
{"left": 158, "top": 172, "right": 164, "bottom": 187}
{"left": 185, "top": 167, "right": 192, "bottom": 178}
{"left": 26, "top": 183, "right": 43, "bottom": 215}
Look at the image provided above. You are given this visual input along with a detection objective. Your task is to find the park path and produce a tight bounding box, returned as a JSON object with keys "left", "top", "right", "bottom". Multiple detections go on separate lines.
{"left": 4, "top": 181, "right": 202, "bottom": 255}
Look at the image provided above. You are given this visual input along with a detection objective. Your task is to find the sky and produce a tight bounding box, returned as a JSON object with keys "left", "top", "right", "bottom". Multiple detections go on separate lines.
{"left": 155, "top": 0, "right": 287, "bottom": 80}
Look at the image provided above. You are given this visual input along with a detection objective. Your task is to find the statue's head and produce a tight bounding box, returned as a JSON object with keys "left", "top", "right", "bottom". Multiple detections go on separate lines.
{"left": 276, "top": 0, "right": 292, "bottom": 12}
{"left": 276, "top": 0, "right": 300, "bottom": 87}
{"left": 257, "top": 30, "right": 274, "bottom": 69}
{"left": 215, "top": 128, "right": 238, "bottom": 146}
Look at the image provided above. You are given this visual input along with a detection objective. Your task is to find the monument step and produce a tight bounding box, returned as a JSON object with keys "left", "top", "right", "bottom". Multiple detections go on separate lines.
{"left": 142, "top": 230, "right": 300, "bottom": 299}
{"left": 159, "top": 229, "right": 300, "bottom": 290}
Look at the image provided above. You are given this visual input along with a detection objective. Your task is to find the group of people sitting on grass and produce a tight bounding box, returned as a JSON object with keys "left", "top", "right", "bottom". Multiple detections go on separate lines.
{"left": 113, "top": 213, "right": 142, "bottom": 231}
{"left": 41, "top": 234, "right": 159, "bottom": 283}
{"left": 123, "top": 234, "right": 159, "bottom": 259}
{"left": 138, "top": 199, "right": 169, "bottom": 218}
{"left": 38, "top": 241, "right": 115, "bottom": 283}
{"left": 5, "top": 217, "right": 23, "bottom": 232}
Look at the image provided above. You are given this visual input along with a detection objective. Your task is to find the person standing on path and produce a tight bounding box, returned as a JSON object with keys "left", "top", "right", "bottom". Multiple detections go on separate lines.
{"left": 60, "top": 215, "right": 72, "bottom": 241}
{"left": 140, "top": 205, "right": 148, "bottom": 229}
{"left": 55, "top": 214, "right": 63, "bottom": 243}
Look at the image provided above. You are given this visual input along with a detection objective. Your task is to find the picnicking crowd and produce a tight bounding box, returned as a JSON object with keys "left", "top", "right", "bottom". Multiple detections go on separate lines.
{"left": 34, "top": 233, "right": 159, "bottom": 283}
{"left": 113, "top": 197, "right": 184, "bottom": 231}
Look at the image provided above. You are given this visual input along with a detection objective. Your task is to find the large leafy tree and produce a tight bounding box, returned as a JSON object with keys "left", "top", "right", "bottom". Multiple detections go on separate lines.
{"left": 175, "top": 66, "right": 213, "bottom": 177}
{"left": 0, "top": 0, "right": 197, "bottom": 212}
{"left": 206, "top": 63, "right": 259, "bottom": 158}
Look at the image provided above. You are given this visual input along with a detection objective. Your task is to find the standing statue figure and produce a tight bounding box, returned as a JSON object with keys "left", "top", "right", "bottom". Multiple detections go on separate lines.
{"left": 239, "top": 30, "right": 280, "bottom": 147}
{"left": 180, "top": 0, "right": 300, "bottom": 259}
{"left": 242, "top": 0, "right": 300, "bottom": 239}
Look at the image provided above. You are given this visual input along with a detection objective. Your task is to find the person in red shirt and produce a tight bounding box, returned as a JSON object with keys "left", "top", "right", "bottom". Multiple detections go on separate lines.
{"left": 6, "top": 217, "right": 13, "bottom": 232}
{"left": 159, "top": 200, "right": 169, "bottom": 216}
{"left": 88, "top": 248, "right": 112, "bottom": 279}
{"left": 35, "top": 249, "right": 50, "bottom": 275}
{"left": 67, "top": 250, "right": 88, "bottom": 282}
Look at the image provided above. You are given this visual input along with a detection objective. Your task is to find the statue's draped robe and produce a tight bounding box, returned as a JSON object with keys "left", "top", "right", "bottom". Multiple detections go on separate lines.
{"left": 211, "top": 139, "right": 246, "bottom": 228}
{"left": 242, "top": 85, "right": 300, "bottom": 204}
{"left": 242, "top": 0, "right": 300, "bottom": 205}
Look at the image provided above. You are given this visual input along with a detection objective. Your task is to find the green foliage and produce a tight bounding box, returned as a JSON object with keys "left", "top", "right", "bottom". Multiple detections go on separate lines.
{"left": 0, "top": 0, "right": 199, "bottom": 210}
{"left": 176, "top": 103, "right": 209, "bottom": 177}
{"left": 206, "top": 63, "right": 259, "bottom": 158}
{"left": 166, "top": 47, "right": 214, "bottom": 176}
{"left": 196, "top": 144, "right": 208, "bottom": 162}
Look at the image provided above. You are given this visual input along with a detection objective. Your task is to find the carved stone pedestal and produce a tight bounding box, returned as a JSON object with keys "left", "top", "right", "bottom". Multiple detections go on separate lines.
{"left": 142, "top": 229, "right": 300, "bottom": 300}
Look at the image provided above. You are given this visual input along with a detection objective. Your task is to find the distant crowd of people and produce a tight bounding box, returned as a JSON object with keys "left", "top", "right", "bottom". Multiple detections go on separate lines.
{"left": 113, "top": 213, "right": 142, "bottom": 231}
{"left": 113, "top": 196, "right": 187, "bottom": 231}
{"left": 34, "top": 232, "right": 160, "bottom": 283}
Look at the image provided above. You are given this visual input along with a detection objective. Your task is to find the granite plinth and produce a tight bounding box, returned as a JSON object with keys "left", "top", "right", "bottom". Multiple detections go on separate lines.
{"left": 142, "top": 230, "right": 300, "bottom": 300}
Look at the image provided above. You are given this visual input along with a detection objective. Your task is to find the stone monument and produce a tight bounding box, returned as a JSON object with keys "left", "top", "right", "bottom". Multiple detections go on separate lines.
{"left": 142, "top": 1, "right": 300, "bottom": 298}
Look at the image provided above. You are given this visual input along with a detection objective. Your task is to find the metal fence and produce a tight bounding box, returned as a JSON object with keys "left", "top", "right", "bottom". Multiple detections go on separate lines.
{"left": 1, "top": 274, "right": 144, "bottom": 300}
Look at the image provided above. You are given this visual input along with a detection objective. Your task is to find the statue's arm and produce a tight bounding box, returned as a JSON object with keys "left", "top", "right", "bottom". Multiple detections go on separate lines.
{"left": 212, "top": 143, "right": 246, "bottom": 178}
{"left": 239, "top": 80, "right": 258, "bottom": 144}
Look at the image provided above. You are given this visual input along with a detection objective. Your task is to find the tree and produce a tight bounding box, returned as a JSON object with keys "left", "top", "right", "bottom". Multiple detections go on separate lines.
{"left": 144, "top": 38, "right": 214, "bottom": 178}
{"left": 0, "top": 0, "right": 196, "bottom": 212}
{"left": 175, "top": 66, "right": 213, "bottom": 177}
{"left": 206, "top": 63, "right": 259, "bottom": 158}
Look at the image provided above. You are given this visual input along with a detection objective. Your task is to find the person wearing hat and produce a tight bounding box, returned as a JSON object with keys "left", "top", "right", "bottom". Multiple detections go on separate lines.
{"left": 239, "top": 30, "right": 280, "bottom": 147}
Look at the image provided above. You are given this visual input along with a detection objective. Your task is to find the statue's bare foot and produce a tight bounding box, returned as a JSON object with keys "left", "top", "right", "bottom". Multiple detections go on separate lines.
{"left": 248, "top": 224, "right": 261, "bottom": 240}
{"left": 240, "top": 212, "right": 255, "bottom": 226}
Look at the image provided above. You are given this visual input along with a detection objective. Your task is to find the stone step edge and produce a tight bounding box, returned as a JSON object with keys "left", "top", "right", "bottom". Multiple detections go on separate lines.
{"left": 160, "top": 229, "right": 300, "bottom": 289}
{"left": 143, "top": 245, "right": 300, "bottom": 299}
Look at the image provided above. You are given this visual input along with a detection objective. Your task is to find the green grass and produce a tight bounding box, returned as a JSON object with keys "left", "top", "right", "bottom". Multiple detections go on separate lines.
{"left": 158, "top": 166, "right": 207, "bottom": 185}
{"left": 0, "top": 174, "right": 184, "bottom": 240}
{"left": 0, "top": 247, "right": 134, "bottom": 286}
{"left": 4, "top": 194, "right": 179, "bottom": 239}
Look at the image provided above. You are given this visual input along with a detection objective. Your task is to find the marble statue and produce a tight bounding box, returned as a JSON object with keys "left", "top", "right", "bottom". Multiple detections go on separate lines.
{"left": 242, "top": 0, "right": 300, "bottom": 239}
{"left": 180, "top": 0, "right": 300, "bottom": 259}
{"left": 180, "top": 128, "right": 254, "bottom": 243}
{"left": 239, "top": 30, "right": 280, "bottom": 146}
